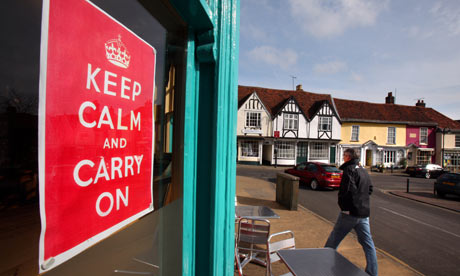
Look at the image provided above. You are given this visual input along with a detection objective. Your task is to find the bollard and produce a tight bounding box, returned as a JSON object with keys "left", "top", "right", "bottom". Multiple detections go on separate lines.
{"left": 406, "top": 178, "right": 409, "bottom": 193}
{"left": 433, "top": 181, "right": 436, "bottom": 195}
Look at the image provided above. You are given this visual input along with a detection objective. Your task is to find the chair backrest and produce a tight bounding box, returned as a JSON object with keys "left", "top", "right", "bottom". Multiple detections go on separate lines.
{"left": 237, "top": 218, "right": 271, "bottom": 254}
{"left": 267, "top": 230, "right": 295, "bottom": 276}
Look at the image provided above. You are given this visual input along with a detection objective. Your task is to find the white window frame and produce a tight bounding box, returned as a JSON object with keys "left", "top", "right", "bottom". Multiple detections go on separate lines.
{"left": 283, "top": 114, "right": 298, "bottom": 130}
{"left": 387, "top": 127, "right": 396, "bottom": 144}
{"left": 276, "top": 141, "right": 296, "bottom": 159}
{"left": 318, "top": 116, "right": 332, "bottom": 131}
{"left": 383, "top": 150, "right": 396, "bottom": 164}
{"left": 245, "top": 111, "right": 261, "bottom": 128}
{"left": 309, "top": 142, "right": 328, "bottom": 160}
{"left": 351, "top": 125, "right": 359, "bottom": 141}
{"left": 420, "top": 127, "right": 428, "bottom": 145}
{"left": 240, "top": 140, "right": 259, "bottom": 157}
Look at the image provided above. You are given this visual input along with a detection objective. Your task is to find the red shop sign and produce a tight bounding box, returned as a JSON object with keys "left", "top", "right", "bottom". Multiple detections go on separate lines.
{"left": 38, "top": 0, "right": 155, "bottom": 272}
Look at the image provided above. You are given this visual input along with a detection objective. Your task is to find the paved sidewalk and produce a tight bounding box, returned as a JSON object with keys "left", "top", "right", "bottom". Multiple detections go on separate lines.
{"left": 236, "top": 175, "right": 423, "bottom": 276}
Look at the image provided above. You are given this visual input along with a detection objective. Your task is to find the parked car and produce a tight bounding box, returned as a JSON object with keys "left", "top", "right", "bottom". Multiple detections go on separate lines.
{"left": 434, "top": 173, "right": 460, "bottom": 198}
{"left": 405, "top": 164, "right": 446, "bottom": 179}
{"left": 284, "top": 162, "right": 342, "bottom": 190}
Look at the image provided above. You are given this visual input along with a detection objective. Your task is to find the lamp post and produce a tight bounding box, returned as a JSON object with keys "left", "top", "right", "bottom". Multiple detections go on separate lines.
{"left": 442, "top": 127, "right": 451, "bottom": 168}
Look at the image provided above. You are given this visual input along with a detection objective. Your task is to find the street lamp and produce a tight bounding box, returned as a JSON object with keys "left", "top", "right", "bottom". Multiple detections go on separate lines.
{"left": 442, "top": 127, "right": 451, "bottom": 168}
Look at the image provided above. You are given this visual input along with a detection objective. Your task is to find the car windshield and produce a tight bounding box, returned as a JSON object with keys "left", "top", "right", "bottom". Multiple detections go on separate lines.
{"left": 446, "top": 174, "right": 460, "bottom": 181}
{"left": 321, "top": 165, "right": 340, "bottom": 173}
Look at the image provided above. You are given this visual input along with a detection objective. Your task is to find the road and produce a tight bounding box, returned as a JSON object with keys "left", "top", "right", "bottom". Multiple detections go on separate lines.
{"left": 237, "top": 165, "right": 460, "bottom": 276}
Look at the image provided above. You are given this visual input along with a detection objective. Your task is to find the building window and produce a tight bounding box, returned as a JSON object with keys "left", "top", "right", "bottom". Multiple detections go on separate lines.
{"left": 319, "top": 116, "right": 332, "bottom": 131}
{"left": 417, "top": 151, "right": 432, "bottom": 165}
{"left": 246, "top": 112, "right": 261, "bottom": 128}
{"left": 276, "top": 141, "right": 295, "bottom": 159}
{"left": 284, "top": 114, "right": 298, "bottom": 130}
{"left": 383, "top": 150, "right": 396, "bottom": 164}
{"left": 420, "top": 128, "right": 428, "bottom": 144}
{"left": 456, "top": 134, "right": 460, "bottom": 148}
{"left": 241, "top": 141, "right": 259, "bottom": 157}
{"left": 387, "top": 127, "right": 396, "bottom": 144}
{"left": 309, "top": 142, "right": 328, "bottom": 160}
{"left": 351, "top": 125, "right": 359, "bottom": 141}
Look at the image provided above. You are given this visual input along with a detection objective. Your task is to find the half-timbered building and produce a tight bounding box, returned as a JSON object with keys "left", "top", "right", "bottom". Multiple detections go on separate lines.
{"left": 238, "top": 85, "right": 341, "bottom": 166}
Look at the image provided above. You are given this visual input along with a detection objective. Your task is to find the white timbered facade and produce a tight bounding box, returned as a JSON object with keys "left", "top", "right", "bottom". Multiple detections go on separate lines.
{"left": 237, "top": 92, "right": 271, "bottom": 164}
{"left": 238, "top": 86, "right": 342, "bottom": 166}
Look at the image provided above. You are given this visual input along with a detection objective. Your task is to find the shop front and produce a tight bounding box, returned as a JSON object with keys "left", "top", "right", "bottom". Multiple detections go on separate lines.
{"left": 0, "top": 1, "right": 239, "bottom": 275}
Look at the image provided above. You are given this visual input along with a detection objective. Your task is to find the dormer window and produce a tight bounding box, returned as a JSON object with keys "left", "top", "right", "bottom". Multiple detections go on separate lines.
{"left": 319, "top": 116, "right": 332, "bottom": 131}
{"left": 284, "top": 114, "right": 298, "bottom": 130}
{"left": 245, "top": 112, "right": 261, "bottom": 128}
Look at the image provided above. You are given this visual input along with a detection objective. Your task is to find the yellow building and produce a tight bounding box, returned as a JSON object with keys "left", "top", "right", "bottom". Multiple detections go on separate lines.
{"left": 335, "top": 93, "right": 409, "bottom": 168}
{"left": 340, "top": 122, "right": 406, "bottom": 167}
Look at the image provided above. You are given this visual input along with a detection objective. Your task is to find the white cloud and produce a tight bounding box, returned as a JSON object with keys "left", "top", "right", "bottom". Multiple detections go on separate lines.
{"left": 248, "top": 46, "right": 298, "bottom": 70}
{"left": 288, "top": 0, "right": 388, "bottom": 38}
{"left": 430, "top": 1, "right": 460, "bottom": 36}
{"left": 313, "top": 61, "right": 347, "bottom": 74}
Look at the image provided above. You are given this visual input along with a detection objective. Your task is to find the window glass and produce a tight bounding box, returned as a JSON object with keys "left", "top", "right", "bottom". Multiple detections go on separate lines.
{"left": 309, "top": 142, "right": 328, "bottom": 160}
{"left": 283, "top": 114, "right": 298, "bottom": 130}
{"left": 276, "top": 141, "right": 295, "bottom": 159}
{"left": 420, "top": 128, "right": 428, "bottom": 144}
{"left": 306, "top": 163, "right": 318, "bottom": 172}
{"left": 0, "top": 1, "right": 186, "bottom": 275}
{"left": 296, "top": 163, "right": 306, "bottom": 170}
{"left": 319, "top": 116, "right": 331, "bottom": 131}
{"left": 321, "top": 165, "right": 340, "bottom": 173}
{"left": 246, "top": 112, "right": 261, "bottom": 128}
{"left": 351, "top": 125, "right": 359, "bottom": 141}
{"left": 384, "top": 150, "right": 396, "bottom": 163}
{"left": 387, "top": 127, "right": 396, "bottom": 144}
{"left": 456, "top": 134, "right": 460, "bottom": 147}
{"left": 241, "top": 140, "right": 259, "bottom": 157}
{"left": 416, "top": 151, "right": 431, "bottom": 165}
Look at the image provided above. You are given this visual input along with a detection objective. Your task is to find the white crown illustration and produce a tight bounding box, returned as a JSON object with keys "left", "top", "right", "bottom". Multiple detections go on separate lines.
{"left": 105, "top": 35, "right": 131, "bottom": 68}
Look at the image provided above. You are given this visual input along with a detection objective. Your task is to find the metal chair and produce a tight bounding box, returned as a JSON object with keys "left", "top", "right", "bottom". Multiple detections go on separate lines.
{"left": 235, "top": 218, "right": 271, "bottom": 275}
{"left": 266, "top": 230, "right": 295, "bottom": 276}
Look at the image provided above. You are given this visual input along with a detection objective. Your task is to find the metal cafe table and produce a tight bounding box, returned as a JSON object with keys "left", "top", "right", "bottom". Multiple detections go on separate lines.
{"left": 277, "top": 248, "right": 369, "bottom": 276}
{"left": 235, "top": 205, "right": 280, "bottom": 220}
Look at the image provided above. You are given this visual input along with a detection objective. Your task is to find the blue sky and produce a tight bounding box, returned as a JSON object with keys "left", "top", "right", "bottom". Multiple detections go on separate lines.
{"left": 238, "top": 0, "right": 460, "bottom": 120}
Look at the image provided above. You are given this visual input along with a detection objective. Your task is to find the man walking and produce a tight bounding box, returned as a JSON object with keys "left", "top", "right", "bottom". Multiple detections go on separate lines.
{"left": 325, "top": 148, "right": 378, "bottom": 276}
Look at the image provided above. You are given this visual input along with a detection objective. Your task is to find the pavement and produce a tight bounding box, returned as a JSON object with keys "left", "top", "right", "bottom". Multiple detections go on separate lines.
{"left": 235, "top": 174, "right": 424, "bottom": 276}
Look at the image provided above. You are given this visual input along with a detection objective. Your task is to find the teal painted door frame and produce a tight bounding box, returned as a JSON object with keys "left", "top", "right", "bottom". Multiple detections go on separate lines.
{"left": 171, "top": 0, "right": 240, "bottom": 275}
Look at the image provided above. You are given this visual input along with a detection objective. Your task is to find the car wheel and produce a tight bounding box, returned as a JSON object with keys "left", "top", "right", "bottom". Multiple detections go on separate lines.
{"left": 425, "top": 172, "right": 431, "bottom": 179}
{"left": 437, "top": 190, "right": 445, "bottom": 198}
{"left": 310, "top": 179, "right": 319, "bottom": 190}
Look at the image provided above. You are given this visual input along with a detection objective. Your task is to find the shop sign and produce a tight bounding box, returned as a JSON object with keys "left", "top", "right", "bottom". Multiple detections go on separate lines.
{"left": 38, "top": 0, "right": 156, "bottom": 272}
{"left": 242, "top": 128, "right": 262, "bottom": 134}
{"left": 274, "top": 131, "right": 280, "bottom": 138}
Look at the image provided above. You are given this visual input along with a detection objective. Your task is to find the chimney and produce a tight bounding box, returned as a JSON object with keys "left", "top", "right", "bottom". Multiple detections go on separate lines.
{"left": 296, "top": 84, "right": 303, "bottom": 91}
{"left": 416, "top": 99, "right": 426, "bottom": 107}
{"left": 385, "top": 92, "right": 395, "bottom": 104}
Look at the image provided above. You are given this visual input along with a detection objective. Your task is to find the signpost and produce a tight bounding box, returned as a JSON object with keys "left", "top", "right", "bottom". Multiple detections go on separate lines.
{"left": 38, "top": 0, "right": 156, "bottom": 272}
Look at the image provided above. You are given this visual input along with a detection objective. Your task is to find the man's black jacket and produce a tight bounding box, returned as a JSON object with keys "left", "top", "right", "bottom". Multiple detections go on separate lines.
{"left": 338, "top": 158, "right": 373, "bottom": 218}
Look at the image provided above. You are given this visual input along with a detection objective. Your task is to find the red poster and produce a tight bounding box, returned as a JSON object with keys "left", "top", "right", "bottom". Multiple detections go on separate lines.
{"left": 38, "top": 0, "right": 155, "bottom": 272}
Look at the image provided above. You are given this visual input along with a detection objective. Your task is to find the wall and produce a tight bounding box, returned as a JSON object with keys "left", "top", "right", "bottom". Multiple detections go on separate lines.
{"left": 308, "top": 115, "right": 341, "bottom": 139}
{"left": 340, "top": 122, "right": 406, "bottom": 146}
{"left": 236, "top": 96, "right": 272, "bottom": 137}
{"left": 273, "top": 113, "right": 308, "bottom": 138}
{"left": 406, "top": 126, "right": 436, "bottom": 148}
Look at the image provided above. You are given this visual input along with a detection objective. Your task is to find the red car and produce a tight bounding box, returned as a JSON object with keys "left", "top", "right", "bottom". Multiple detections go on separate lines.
{"left": 285, "top": 162, "right": 342, "bottom": 190}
